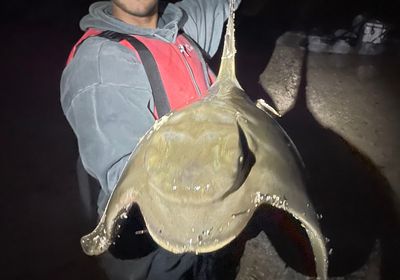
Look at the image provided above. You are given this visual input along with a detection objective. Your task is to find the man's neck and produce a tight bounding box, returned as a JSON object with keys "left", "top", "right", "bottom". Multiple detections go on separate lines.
{"left": 112, "top": 4, "right": 158, "bottom": 29}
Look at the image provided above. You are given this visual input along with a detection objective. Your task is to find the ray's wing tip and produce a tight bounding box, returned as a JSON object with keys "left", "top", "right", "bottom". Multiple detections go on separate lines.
{"left": 258, "top": 196, "right": 328, "bottom": 279}
{"left": 304, "top": 223, "right": 329, "bottom": 280}
{"left": 80, "top": 225, "right": 111, "bottom": 256}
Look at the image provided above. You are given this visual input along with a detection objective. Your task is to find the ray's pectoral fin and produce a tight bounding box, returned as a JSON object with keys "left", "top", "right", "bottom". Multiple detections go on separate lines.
{"left": 80, "top": 174, "right": 138, "bottom": 256}
{"left": 258, "top": 193, "right": 328, "bottom": 279}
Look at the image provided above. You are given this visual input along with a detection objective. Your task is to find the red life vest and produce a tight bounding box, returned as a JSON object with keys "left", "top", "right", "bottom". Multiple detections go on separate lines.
{"left": 67, "top": 28, "right": 216, "bottom": 119}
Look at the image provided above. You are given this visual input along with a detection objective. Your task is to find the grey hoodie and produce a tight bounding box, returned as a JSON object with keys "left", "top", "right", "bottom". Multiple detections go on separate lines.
{"left": 60, "top": 0, "right": 240, "bottom": 213}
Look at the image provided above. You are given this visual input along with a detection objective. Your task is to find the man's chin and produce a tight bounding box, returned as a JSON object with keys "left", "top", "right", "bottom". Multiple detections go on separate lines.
{"left": 113, "top": 0, "right": 158, "bottom": 18}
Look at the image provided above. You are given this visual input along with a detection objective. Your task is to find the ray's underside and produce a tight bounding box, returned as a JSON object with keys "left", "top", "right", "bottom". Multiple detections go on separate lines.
{"left": 80, "top": 0, "right": 328, "bottom": 278}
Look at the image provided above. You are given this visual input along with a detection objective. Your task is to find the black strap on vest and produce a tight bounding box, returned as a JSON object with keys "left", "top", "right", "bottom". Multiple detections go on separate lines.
{"left": 98, "top": 30, "right": 171, "bottom": 117}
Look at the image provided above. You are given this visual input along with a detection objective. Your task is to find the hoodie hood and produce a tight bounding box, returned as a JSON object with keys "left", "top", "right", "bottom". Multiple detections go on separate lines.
{"left": 80, "top": 1, "right": 185, "bottom": 42}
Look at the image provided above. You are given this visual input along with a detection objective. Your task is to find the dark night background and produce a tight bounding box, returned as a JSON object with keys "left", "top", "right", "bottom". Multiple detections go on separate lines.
{"left": 1, "top": 0, "right": 399, "bottom": 279}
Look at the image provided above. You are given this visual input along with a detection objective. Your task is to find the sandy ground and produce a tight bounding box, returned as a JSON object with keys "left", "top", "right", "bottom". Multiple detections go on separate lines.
{"left": 241, "top": 32, "right": 400, "bottom": 279}
{"left": 2, "top": 22, "right": 399, "bottom": 280}
{"left": 261, "top": 33, "right": 400, "bottom": 200}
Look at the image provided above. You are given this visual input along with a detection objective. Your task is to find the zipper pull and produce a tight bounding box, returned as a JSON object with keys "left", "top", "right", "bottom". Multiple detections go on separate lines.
{"left": 178, "top": 44, "right": 190, "bottom": 57}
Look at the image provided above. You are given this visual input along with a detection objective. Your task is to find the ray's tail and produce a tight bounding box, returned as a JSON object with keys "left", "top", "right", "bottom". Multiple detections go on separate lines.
{"left": 215, "top": 0, "right": 241, "bottom": 89}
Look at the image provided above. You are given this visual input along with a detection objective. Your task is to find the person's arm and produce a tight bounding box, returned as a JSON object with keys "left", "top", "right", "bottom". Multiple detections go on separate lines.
{"left": 176, "top": 0, "right": 241, "bottom": 58}
{"left": 60, "top": 37, "right": 155, "bottom": 197}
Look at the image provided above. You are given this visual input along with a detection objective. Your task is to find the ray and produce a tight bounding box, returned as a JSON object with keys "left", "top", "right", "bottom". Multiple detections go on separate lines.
{"left": 80, "top": 1, "right": 328, "bottom": 278}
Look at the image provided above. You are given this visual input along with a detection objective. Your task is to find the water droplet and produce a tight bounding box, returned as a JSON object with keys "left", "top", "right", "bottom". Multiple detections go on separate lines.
{"left": 254, "top": 192, "right": 261, "bottom": 204}
{"left": 172, "top": 186, "right": 177, "bottom": 191}
{"left": 317, "top": 213, "right": 323, "bottom": 220}
{"left": 325, "top": 237, "right": 331, "bottom": 243}
{"left": 328, "top": 248, "right": 333, "bottom": 255}
{"left": 120, "top": 212, "right": 128, "bottom": 219}
{"left": 135, "top": 229, "right": 148, "bottom": 235}
{"left": 191, "top": 228, "right": 195, "bottom": 233}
